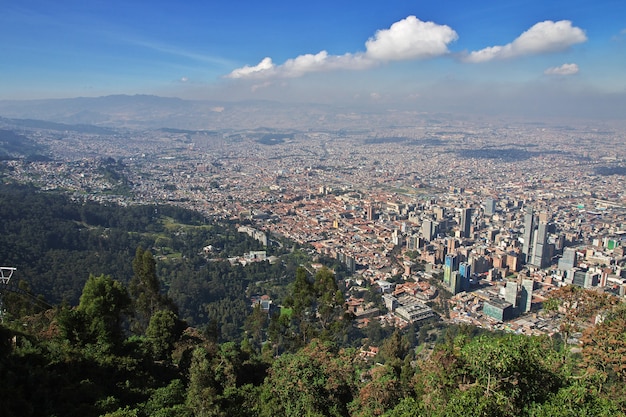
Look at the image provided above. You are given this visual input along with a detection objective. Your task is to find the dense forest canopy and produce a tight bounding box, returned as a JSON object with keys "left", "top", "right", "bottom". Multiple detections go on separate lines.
{"left": 0, "top": 182, "right": 272, "bottom": 322}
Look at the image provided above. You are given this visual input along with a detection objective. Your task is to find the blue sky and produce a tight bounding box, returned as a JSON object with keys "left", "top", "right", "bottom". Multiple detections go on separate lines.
{"left": 2, "top": 0, "right": 625, "bottom": 117}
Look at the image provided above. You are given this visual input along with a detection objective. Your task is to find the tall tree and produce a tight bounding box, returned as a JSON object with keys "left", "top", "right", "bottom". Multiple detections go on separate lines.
{"left": 145, "top": 309, "right": 184, "bottom": 361}
{"left": 545, "top": 286, "right": 619, "bottom": 349}
{"left": 581, "top": 303, "right": 626, "bottom": 395}
{"left": 129, "top": 247, "right": 168, "bottom": 333}
{"left": 76, "top": 273, "right": 130, "bottom": 353}
{"left": 459, "top": 334, "right": 562, "bottom": 413}
{"left": 186, "top": 347, "right": 220, "bottom": 417}
{"left": 313, "top": 267, "right": 345, "bottom": 331}
{"left": 350, "top": 364, "right": 403, "bottom": 417}
{"left": 378, "top": 329, "right": 409, "bottom": 369}
{"left": 244, "top": 303, "right": 268, "bottom": 353}
{"left": 258, "top": 340, "right": 356, "bottom": 417}
{"left": 290, "top": 266, "right": 314, "bottom": 317}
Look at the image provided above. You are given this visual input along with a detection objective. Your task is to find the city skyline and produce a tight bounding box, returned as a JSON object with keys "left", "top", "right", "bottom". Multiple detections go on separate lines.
{"left": 3, "top": 1, "right": 626, "bottom": 119}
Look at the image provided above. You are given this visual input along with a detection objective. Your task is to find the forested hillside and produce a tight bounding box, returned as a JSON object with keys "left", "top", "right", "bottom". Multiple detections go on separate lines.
{"left": 0, "top": 182, "right": 280, "bottom": 332}
{"left": 2, "top": 292, "right": 625, "bottom": 416}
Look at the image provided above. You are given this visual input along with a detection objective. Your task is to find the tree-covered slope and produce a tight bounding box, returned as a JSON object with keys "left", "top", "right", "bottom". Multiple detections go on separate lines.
{"left": 0, "top": 182, "right": 268, "bottom": 318}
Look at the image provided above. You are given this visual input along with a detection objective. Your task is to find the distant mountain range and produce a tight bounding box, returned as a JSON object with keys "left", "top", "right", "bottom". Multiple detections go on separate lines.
{"left": 2, "top": 92, "right": 625, "bottom": 132}
{"left": 0, "top": 94, "right": 453, "bottom": 131}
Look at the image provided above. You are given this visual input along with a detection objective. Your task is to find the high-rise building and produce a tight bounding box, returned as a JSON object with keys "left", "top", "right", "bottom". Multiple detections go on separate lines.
{"left": 558, "top": 247, "right": 577, "bottom": 271}
{"left": 572, "top": 269, "right": 586, "bottom": 287}
{"left": 520, "top": 279, "right": 535, "bottom": 313}
{"left": 337, "top": 253, "right": 356, "bottom": 273}
{"left": 447, "top": 237, "right": 459, "bottom": 254}
{"left": 460, "top": 208, "right": 473, "bottom": 238}
{"left": 470, "top": 254, "right": 491, "bottom": 274}
{"left": 406, "top": 235, "right": 420, "bottom": 251}
{"left": 434, "top": 206, "right": 445, "bottom": 221}
{"left": 449, "top": 271, "right": 462, "bottom": 294}
{"left": 484, "top": 198, "right": 496, "bottom": 216}
{"left": 391, "top": 229, "right": 403, "bottom": 247}
{"left": 584, "top": 271, "right": 600, "bottom": 288}
{"left": 522, "top": 208, "right": 535, "bottom": 264}
{"left": 444, "top": 253, "right": 459, "bottom": 286}
{"left": 531, "top": 217, "right": 549, "bottom": 268}
{"left": 366, "top": 204, "right": 374, "bottom": 221}
{"left": 504, "top": 280, "right": 518, "bottom": 308}
{"left": 492, "top": 253, "right": 506, "bottom": 269}
{"left": 600, "top": 268, "right": 611, "bottom": 287}
{"left": 483, "top": 298, "right": 514, "bottom": 322}
{"left": 435, "top": 244, "right": 447, "bottom": 265}
{"left": 459, "top": 262, "right": 471, "bottom": 292}
{"left": 422, "top": 219, "right": 436, "bottom": 241}
{"left": 506, "top": 252, "right": 521, "bottom": 272}
{"left": 523, "top": 208, "right": 552, "bottom": 268}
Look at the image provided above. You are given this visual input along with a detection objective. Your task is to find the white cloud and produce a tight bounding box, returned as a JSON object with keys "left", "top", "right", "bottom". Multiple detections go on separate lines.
{"left": 364, "top": 15, "right": 458, "bottom": 61}
{"left": 180, "top": 76, "right": 189, "bottom": 83}
{"left": 226, "top": 16, "right": 457, "bottom": 79}
{"left": 544, "top": 63, "right": 579, "bottom": 75}
{"left": 227, "top": 57, "right": 275, "bottom": 78}
{"left": 278, "top": 51, "right": 369, "bottom": 77}
{"left": 465, "top": 20, "right": 587, "bottom": 63}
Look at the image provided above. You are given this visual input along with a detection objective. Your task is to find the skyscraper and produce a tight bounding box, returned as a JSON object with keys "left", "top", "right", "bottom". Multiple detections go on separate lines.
{"left": 447, "top": 237, "right": 459, "bottom": 254}
{"left": 449, "top": 271, "right": 462, "bottom": 294}
{"left": 459, "top": 262, "right": 471, "bottom": 292}
{"left": 460, "top": 207, "right": 472, "bottom": 238}
{"left": 531, "top": 214, "right": 549, "bottom": 268}
{"left": 366, "top": 204, "right": 374, "bottom": 221}
{"left": 444, "top": 253, "right": 459, "bottom": 286}
{"left": 422, "top": 219, "right": 436, "bottom": 241}
{"left": 522, "top": 208, "right": 535, "bottom": 264}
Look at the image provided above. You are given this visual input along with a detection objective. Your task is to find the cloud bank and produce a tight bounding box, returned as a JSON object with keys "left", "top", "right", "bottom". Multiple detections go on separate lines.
{"left": 464, "top": 20, "right": 586, "bottom": 63}
{"left": 227, "top": 16, "right": 457, "bottom": 79}
{"left": 227, "top": 17, "right": 587, "bottom": 79}
{"left": 544, "top": 63, "right": 579, "bottom": 75}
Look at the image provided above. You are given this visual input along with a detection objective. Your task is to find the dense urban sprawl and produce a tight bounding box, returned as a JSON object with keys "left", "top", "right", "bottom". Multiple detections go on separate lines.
{"left": 3, "top": 117, "right": 626, "bottom": 340}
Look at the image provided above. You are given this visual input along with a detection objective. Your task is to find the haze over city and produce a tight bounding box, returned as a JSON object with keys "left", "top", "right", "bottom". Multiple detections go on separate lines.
{"left": 3, "top": 0, "right": 626, "bottom": 119}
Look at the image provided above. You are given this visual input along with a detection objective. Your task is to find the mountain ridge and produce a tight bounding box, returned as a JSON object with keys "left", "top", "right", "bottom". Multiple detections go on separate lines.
{"left": 0, "top": 94, "right": 449, "bottom": 130}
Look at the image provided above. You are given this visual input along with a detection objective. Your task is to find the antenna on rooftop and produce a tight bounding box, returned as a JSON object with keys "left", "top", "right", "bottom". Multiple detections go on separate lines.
{"left": 0, "top": 267, "right": 17, "bottom": 323}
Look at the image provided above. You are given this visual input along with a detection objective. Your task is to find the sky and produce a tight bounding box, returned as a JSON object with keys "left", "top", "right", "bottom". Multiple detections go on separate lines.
{"left": 2, "top": 0, "right": 626, "bottom": 117}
